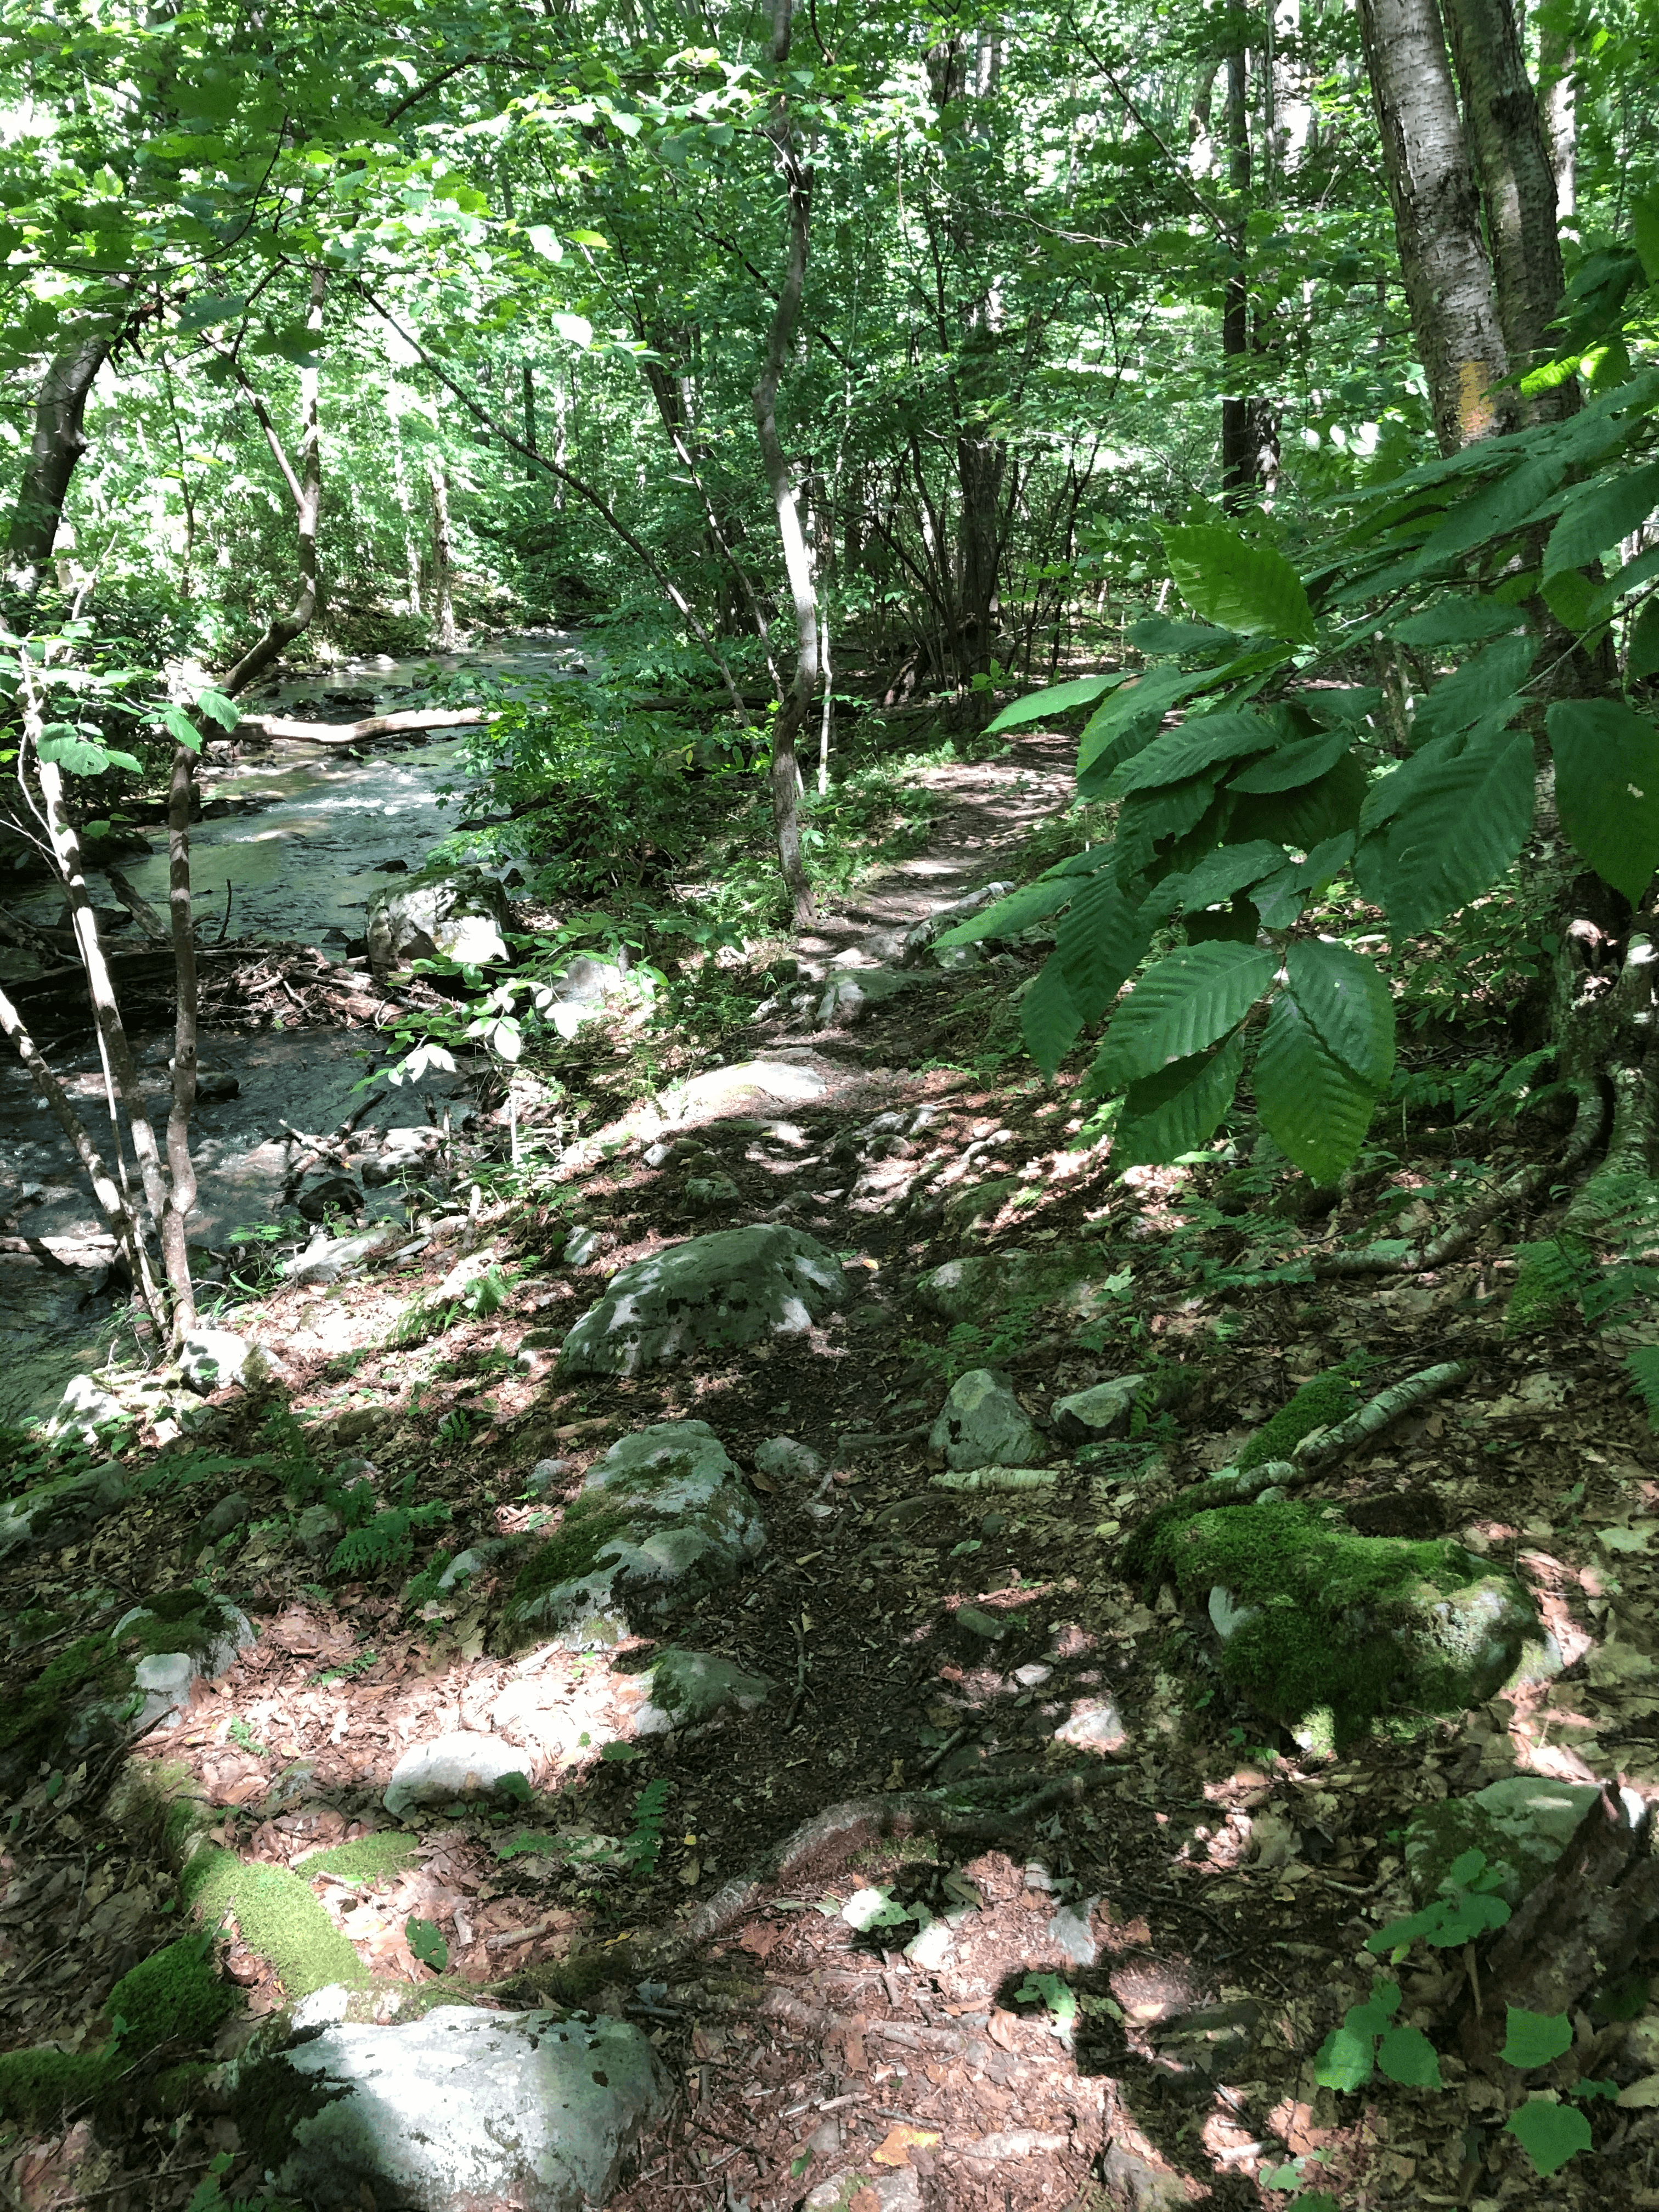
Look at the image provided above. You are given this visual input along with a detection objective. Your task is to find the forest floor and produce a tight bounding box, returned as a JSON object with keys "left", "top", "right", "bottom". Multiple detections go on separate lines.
{"left": 3, "top": 724, "right": 1659, "bottom": 2212}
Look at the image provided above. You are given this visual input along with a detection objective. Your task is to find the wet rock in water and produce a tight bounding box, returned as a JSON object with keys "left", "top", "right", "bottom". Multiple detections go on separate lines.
{"left": 266, "top": 2006, "right": 669, "bottom": 2211}
{"left": 754, "top": 1435, "right": 825, "bottom": 1483}
{"left": 1403, "top": 1775, "right": 1637, "bottom": 1908}
{"left": 194, "top": 1069, "right": 240, "bottom": 1103}
{"left": 383, "top": 1731, "right": 534, "bottom": 1819}
{"left": 0, "top": 1459, "right": 126, "bottom": 1557}
{"left": 295, "top": 1173, "right": 364, "bottom": 1224}
{"left": 1052, "top": 1374, "right": 1148, "bottom": 1444}
{"left": 815, "top": 966, "right": 915, "bottom": 1027}
{"left": 372, "top": 856, "right": 409, "bottom": 873}
{"left": 635, "top": 1648, "right": 775, "bottom": 1734}
{"left": 177, "top": 1329, "right": 273, "bottom": 1396}
{"left": 505, "top": 1420, "right": 766, "bottom": 1648}
{"left": 929, "top": 1369, "right": 1043, "bottom": 1470}
{"left": 366, "top": 864, "right": 511, "bottom": 977}
{"left": 560, "top": 1224, "right": 846, "bottom": 1378}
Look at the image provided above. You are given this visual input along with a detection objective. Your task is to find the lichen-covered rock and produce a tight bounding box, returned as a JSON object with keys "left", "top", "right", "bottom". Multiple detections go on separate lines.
{"left": 0, "top": 1460, "right": 125, "bottom": 1558}
{"left": 1132, "top": 1499, "right": 1552, "bottom": 1748}
{"left": 754, "top": 1435, "right": 825, "bottom": 1483}
{"left": 265, "top": 2007, "right": 669, "bottom": 2212}
{"left": 383, "top": 1731, "right": 533, "bottom": 1819}
{"left": 913, "top": 1248, "right": 1106, "bottom": 1325}
{"left": 366, "top": 864, "right": 510, "bottom": 977}
{"left": 1053, "top": 1375, "right": 1148, "bottom": 1444}
{"left": 815, "top": 966, "right": 916, "bottom": 1026}
{"left": 505, "top": 1420, "right": 765, "bottom": 1648}
{"left": 929, "top": 1370, "right": 1043, "bottom": 1470}
{"left": 177, "top": 1329, "right": 272, "bottom": 1396}
{"left": 1403, "top": 1776, "right": 1621, "bottom": 1908}
{"left": 560, "top": 1225, "right": 846, "bottom": 1378}
{"left": 635, "top": 1649, "right": 775, "bottom": 1734}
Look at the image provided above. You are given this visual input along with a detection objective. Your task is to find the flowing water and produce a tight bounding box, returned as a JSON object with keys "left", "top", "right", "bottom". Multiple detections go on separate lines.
{"left": 0, "top": 631, "right": 586, "bottom": 1428}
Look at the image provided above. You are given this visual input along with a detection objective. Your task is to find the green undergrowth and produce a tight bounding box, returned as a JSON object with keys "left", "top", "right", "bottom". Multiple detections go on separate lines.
{"left": 181, "top": 1847, "right": 365, "bottom": 1997}
{"left": 1132, "top": 1500, "right": 1537, "bottom": 1748}
{"left": 0, "top": 1934, "right": 230, "bottom": 2125}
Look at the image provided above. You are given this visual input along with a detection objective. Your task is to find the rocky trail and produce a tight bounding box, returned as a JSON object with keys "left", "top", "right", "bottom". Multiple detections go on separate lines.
{"left": 4, "top": 730, "right": 1659, "bottom": 2212}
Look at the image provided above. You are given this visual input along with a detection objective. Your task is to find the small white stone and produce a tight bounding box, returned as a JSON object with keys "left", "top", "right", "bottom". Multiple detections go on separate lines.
{"left": 292, "top": 1984, "right": 352, "bottom": 2029}
{"left": 384, "top": 1731, "right": 534, "bottom": 1820}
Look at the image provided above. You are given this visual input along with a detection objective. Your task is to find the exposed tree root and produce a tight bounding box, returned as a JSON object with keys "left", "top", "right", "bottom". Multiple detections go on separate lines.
{"left": 660, "top": 1774, "right": 1097, "bottom": 1966}
{"left": 1314, "top": 1080, "right": 1604, "bottom": 1278}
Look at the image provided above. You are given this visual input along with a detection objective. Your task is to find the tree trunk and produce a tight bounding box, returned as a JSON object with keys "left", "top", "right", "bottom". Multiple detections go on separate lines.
{"left": 1539, "top": 26, "right": 1576, "bottom": 236}
{"left": 428, "top": 454, "right": 459, "bottom": 651}
{"left": 3, "top": 335, "right": 112, "bottom": 612}
{"left": 1220, "top": 52, "right": 1256, "bottom": 506}
{"left": 1441, "top": 0, "right": 1574, "bottom": 419}
{"left": 751, "top": 0, "right": 819, "bottom": 927}
{"left": 1357, "top": 0, "right": 1513, "bottom": 455}
{"left": 521, "top": 363, "right": 538, "bottom": 483}
{"left": 222, "top": 268, "right": 327, "bottom": 695}
{"left": 161, "top": 738, "right": 199, "bottom": 1338}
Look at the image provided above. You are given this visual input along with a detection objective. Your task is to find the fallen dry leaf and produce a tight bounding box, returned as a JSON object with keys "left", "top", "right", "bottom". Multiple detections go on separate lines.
{"left": 737, "top": 1919, "right": 784, "bottom": 1959}
{"left": 872, "top": 2124, "right": 940, "bottom": 2168}
{"left": 986, "top": 2008, "right": 1019, "bottom": 2051}
{"left": 1618, "top": 2073, "right": 1659, "bottom": 2109}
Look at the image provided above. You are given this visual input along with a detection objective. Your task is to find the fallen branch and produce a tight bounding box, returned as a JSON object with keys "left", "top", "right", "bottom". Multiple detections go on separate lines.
{"left": 105, "top": 865, "right": 170, "bottom": 945}
{"left": 1314, "top": 1081, "right": 1604, "bottom": 1277}
{"left": 234, "top": 707, "right": 497, "bottom": 747}
{"left": 1200, "top": 1359, "right": 1474, "bottom": 1503}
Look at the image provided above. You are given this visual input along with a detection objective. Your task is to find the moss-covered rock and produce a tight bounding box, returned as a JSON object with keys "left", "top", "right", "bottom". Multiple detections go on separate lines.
{"left": 560, "top": 1224, "right": 847, "bottom": 1378}
{"left": 505, "top": 1420, "right": 765, "bottom": 1649}
{"left": 1137, "top": 1499, "right": 1549, "bottom": 1748}
{"left": 0, "top": 1934, "right": 232, "bottom": 2126}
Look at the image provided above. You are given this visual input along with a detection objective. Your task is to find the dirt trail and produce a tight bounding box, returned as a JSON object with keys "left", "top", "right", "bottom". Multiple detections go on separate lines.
{"left": 799, "top": 731, "right": 1076, "bottom": 969}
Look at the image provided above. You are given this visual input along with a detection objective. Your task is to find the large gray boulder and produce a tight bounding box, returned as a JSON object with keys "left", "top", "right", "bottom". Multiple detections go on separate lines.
{"left": 929, "top": 1370, "right": 1044, "bottom": 1470}
{"left": 366, "top": 865, "right": 510, "bottom": 977}
{"left": 506, "top": 1420, "right": 765, "bottom": 1647}
{"left": 560, "top": 1224, "right": 847, "bottom": 1378}
{"left": 0, "top": 1460, "right": 126, "bottom": 1559}
{"left": 267, "top": 2007, "right": 669, "bottom": 2211}
{"left": 914, "top": 1248, "right": 1099, "bottom": 1325}
{"left": 815, "top": 967, "right": 916, "bottom": 1027}
{"left": 49, "top": 1374, "right": 128, "bottom": 1446}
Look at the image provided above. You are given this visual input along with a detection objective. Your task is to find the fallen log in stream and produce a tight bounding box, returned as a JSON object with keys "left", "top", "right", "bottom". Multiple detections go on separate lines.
{"left": 233, "top": 707, "right": 499, "bottom": 746}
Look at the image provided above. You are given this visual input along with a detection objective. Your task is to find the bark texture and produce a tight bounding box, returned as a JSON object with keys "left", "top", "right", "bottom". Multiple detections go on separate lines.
{"left": 162, "top": 740, "right": 200, "bottom": 1337}
{"left": 3, "top": 335, "right": 112, "bottom": 608}
{"left": 1358, "top": 0, "right": 1512, "bottom": 454}
{"left": 1442, "top": 0, "right": 1573, "bottom": 419}
{"left": 751, "top": 0, "right": 819, "bottom": 924}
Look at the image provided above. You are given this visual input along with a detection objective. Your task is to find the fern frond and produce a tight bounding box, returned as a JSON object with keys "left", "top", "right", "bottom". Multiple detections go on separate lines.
{"left": 1505, "top": 1238, "right": 1596, "bottom": 1335}
{"left": 329, "top": 1501, "right": 450, "bottom": 1579}
{"left": 1626, "top": 1346, "right": 1659, "bottom": 1431}
{"left": 619, "top": 1778, "right": 671, "bottom": 1876}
